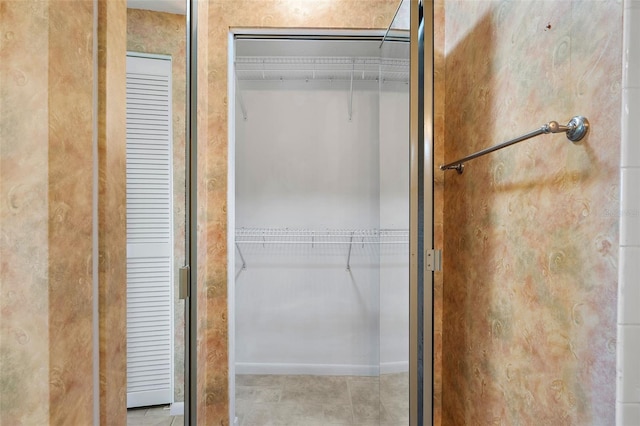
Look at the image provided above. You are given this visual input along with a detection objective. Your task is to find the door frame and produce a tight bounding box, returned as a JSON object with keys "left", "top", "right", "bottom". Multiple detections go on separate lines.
{"left": 186, "top": 0, "right": 198, "bottom": 423}
{"left": 409, "top": 0, "right": 435, "bottom": 424}
{"left": 227, "top": 28, "right": 392, "bottom": 424}
{"left": 227, "top": 18, "right": 434, "bottom": 424}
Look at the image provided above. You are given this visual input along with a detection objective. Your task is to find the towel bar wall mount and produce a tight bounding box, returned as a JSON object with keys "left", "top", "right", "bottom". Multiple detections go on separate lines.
{"left": 440, "top": 116, "right": 589, "bottom": 174}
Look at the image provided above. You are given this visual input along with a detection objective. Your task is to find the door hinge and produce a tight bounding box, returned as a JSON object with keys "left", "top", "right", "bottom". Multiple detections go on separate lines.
{"left": 179, "top": 266, "right": 190, "bottom": 299}
{"left": 426, "top": 249, "right": 442, "bottom": 272}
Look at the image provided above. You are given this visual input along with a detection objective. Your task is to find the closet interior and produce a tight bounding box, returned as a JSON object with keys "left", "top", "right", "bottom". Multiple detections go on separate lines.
{"left": 232, "top": 37, "right": 410, "bottom": 425}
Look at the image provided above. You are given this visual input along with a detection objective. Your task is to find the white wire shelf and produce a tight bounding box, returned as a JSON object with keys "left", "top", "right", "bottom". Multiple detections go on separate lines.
{"left": 234, "top": 56, "right": 409, "bottom": 83}
{"left": 234, "top": 227, "right": 409, "bottom": 271}
{"left": 234, "top": 56, "right": 409, "bottom": 121}
{"left": 235, "top": 228, "right": 409, "bottom": 244}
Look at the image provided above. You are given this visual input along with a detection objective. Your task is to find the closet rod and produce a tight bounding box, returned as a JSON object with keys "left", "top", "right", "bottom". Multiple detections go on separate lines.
{"left": 440, "top": 116, "right": 589, "bottom": 174}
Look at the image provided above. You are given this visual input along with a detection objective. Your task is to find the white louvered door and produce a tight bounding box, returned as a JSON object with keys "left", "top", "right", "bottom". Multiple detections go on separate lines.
{"left": 126, "top": 54, "right": 174, "bottom": 408}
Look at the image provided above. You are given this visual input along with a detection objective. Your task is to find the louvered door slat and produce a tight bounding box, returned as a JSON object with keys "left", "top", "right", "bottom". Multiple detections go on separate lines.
{"left": 126, "top": 54, "right": 174, "bottom": 409}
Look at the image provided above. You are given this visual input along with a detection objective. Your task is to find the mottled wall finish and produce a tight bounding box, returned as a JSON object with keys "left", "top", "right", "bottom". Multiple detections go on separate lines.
{"left": 433, "top": 1, "right": 445, "bottom": 424}
{"left": 202, "top": 1, "right": 398, "bottom": 423}
{"left": 442, "top": 1, "right": 621, "bottom": 424}
{"left": 127, "top": 7, "right": 187, "bottom": 403}
{"left": 196, "top": 1, "right": 209, "bottom": 422}
{"left": 0, "top": 1, "right": 51, "bottom": 423}
{"left": 1, "top": 0, "right": 97, "bottom": 424}
{"left": 48, "top": 1, "right": 96, "bottom": 422}
{"left": 98, "top": 0, "right": 127, "bottom": 423}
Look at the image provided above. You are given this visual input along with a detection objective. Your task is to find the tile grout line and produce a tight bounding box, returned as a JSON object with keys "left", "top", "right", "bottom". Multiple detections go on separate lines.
{"left": 346, "top": 376, "right": 356, "bottom": 425}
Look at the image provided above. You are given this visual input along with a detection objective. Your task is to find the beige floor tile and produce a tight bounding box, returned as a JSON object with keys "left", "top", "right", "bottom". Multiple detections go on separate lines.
{"left": 348, "top": 378, "right": 381, "bottom": 424}
{"left": 127, "top": 405, "right": 177, "bottom": 426}
{"left": 236, "top": 374, "right": 410, "bottom": 425}
{"left": 280, "top": 375, "right": 350, "bottom": 405}
{"left": 299, "top": 423, "right": 351, "bottom": 426}
{"left": 236, "top": 385, "right": 282, "bottom": 403}
{"left": 144, "top": 406, "right": 172, "bottom": 417}
{"left": 348, "top": 376, "right": 380, "bottom": 386}
{"left": 127, "top": 416, "right": 174, "bottom": 426}
{"left": 380, "top": 372, "right": 408, "bottom": 395}
{"left": 127, "top": 408, "right": 148, "bottom": 418}
{"left": 322, "top": 403, "right": 353, "bottom": 424}
{"left": 379, "top": 372, "right": 409, "bottom": 425}
{"left": 349, "top": 377, "right": 380, "bottom": 406}
{"left": 380, "top": 395, "right": 409, "bottom": 422}
{"left": 236, "top": 374, "right": 285, "bottom": 387}
{"left": 351, "top": 399, "right": 381, "bottom": 424}
{"left": 236, "top": 398, "right": 252, "bottom": 419}
{"left": 242, "top": 401, "right": 321, "bottom": 426}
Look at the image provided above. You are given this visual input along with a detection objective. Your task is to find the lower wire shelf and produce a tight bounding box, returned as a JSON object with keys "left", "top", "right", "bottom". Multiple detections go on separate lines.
{"left": 234, "top": 227, "right": 409, "bottom": 271}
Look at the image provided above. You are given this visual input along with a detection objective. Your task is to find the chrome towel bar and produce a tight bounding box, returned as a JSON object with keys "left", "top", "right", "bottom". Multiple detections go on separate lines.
{"left": 440, "top": 116, "right": 589, "bottom": 174}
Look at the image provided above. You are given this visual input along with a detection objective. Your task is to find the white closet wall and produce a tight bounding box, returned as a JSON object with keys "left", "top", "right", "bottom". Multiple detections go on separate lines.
{"left": 379, "top": 81, "right": 410, "bottom": 373}
{"left": 235, "top": 80, "right": 380, "bottom": 229}
{"left": 234, "top": 39, "right": 410, "bottom": 376}
{"left": 235, "top": 79, "right": 381, "bottom": 375}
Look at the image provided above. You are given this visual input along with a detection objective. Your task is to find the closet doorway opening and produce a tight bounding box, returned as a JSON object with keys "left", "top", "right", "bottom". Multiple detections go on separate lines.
{"left": 228, "top": 26, "right": 431, "bottom": 425}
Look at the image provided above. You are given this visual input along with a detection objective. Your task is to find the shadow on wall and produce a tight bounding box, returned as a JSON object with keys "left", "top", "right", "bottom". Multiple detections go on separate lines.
{"left": 443, "top": 0, "right": 619, "bottom": 424}
{"left": 442, "top": 9, "right": 494, "bottom": 425}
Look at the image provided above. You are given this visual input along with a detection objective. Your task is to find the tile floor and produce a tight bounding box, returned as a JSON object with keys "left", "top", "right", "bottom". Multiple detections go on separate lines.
{"left": 235, "top": 373, "right": 409, "bottom": 426}
{"left": 127, "top": 405, "right": 183, "bottom": 425}
{"left": 126, "top": 373, "right": 408, "bottom": 425}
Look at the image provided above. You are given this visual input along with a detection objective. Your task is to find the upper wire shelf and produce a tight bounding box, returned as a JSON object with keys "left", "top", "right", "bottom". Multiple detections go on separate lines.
{"left": 234, "top": 56, "right": 410, "bottom": 83}
{"left": 235, "top": 227, "right": 409, "bottom": 244}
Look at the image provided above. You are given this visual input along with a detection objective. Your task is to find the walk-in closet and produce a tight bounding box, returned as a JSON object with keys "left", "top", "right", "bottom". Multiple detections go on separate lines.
{"left": 231, "top": 36, "right": 411, "bottom": 425}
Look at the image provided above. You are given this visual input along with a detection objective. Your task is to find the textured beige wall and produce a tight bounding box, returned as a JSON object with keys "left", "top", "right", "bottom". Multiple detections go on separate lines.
{"left": 98, "top": 0, "right": 127, "bottom": 423}
{"left": 0, "top": 0, "right": 130, "bottom": 423}
{"left": 127, "top": 7, "right": 187, "bottom": 403}
{"left": 8, "top": 1, "right": 603, "bottom": 424}
{"left": 442, "top": 1, "right": 621, "bottom": 424}
{"left": 48, "top": 1, "right": 96, "bottom": 421}
{"left": 433, "top": 2, "right": 445, "bottom": 424}
{"left": 1, "top": 1, "right": 51, "bottom": 423}
{"left": 200, "top": 1, "right": 400, "bottom": 423}
{"left": 1, "top": 0, "right": 97, "bottom": 424}
{"left": 195, "top": 1, "right": 209, "bottom": 421}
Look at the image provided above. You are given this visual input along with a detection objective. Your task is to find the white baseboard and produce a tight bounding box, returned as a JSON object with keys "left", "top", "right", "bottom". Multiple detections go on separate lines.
{"left": 170, "top": 402, "right": 184, "bottom": 416}
{"left": 380, "top": 361, "right": 409, "bottom": 375}
{"left": 235, "top": 362, "right": 380, "bottom": 376}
